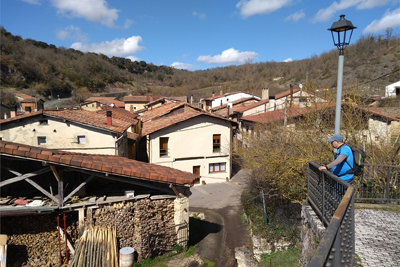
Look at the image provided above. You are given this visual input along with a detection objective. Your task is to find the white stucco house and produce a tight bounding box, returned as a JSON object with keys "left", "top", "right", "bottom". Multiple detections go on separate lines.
{"left": 140, "top": 102, "right": 238, "bottom": 184}
{"left": 385, "top": 81, "right": 400, "bottom": 98}
{"left": 200, "top": 91, "right": 261, "bottom": 111}
{"left": 0, "top": 108, "right": 139, "bottom": 158}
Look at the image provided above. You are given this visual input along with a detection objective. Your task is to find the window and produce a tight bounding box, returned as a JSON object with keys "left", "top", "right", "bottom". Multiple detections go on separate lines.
{"left": 78, "top": 135, "right": 86, "bottom": 144}
{"left": 39, "top": 119, "right": 48, "bottom": 125}
{"left": 213, "top": 134, "right": 221, "bottom": 152}
{"left": 209, "top": 163, "right": 226, "bottom": 173}
{"left": 38, "top": 136, "right": 46, "bottom": 145}
{"left": 160, "top": 137, "right": 169, "bottom": 157}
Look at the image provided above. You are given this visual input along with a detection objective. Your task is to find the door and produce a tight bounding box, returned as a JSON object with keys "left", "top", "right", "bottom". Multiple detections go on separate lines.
{"left": 193, "top": 166, "right": 200, "bottom": 184}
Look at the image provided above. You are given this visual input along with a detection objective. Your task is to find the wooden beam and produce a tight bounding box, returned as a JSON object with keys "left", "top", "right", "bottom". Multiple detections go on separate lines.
{"left": 63, "top": 176, "right": 94, "bottom": 203}
{"left": 0, "top": 168, "right": 51, "bottom": 187}
{"left": 170, "top": 185, "right": 181, "bottom": 198}
{"left": 25, "top": 178, "right": 59, "bottom": 204}
{"left": 50, "top": 164, "right": 61, "bottom": 182}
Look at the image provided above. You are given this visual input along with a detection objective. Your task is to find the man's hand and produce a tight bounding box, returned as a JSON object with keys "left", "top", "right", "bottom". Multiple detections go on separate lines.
{"left": 318, "top": 166, "right": 327, "bottom": 171}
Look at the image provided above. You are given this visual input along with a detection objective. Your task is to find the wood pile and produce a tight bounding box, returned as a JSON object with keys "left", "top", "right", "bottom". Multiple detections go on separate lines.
{"left": 92, "top": 198, "right": 176, "bottom": 261}
{"left": 1, "top": 214, "right": 79, "bottom": 266}
{"left": 69, "top": 226, "right": 117, "bottom": 267}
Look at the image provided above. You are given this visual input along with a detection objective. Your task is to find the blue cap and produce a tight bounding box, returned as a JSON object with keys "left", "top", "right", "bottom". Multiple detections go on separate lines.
{"left": 328, "top": 134, "right": 343, "bottom": 143}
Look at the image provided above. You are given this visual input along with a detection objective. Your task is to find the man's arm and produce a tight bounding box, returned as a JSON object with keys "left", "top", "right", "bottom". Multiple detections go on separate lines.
{"left": 318, "top": 154, "right": 347, "bottom": 171}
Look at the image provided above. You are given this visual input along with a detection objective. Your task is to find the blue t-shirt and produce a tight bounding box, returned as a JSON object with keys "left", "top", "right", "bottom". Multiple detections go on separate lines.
{"left": 332, "top": 144, "right": 354, "bottom": 181}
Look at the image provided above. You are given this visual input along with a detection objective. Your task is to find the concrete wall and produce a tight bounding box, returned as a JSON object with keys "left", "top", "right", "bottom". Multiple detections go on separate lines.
{"left": 125, "top": 103, "right": 146, "bottom": 112}
{"left": 0, "top": 116, "right": 122, "bottom": 155}
{"left": 210, "top": 93, "right": 260, "bottom": 109}
{"left": 149, "top": 116, "right": 232, "bottom": 183}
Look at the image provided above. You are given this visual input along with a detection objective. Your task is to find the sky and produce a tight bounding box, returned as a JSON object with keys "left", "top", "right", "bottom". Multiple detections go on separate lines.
{"left": 1, "top": 0, "right": 400, "bottom": 71}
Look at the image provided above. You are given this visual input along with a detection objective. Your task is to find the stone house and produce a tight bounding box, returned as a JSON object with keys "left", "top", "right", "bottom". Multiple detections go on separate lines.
{"left": 14, "top": 93, "right": 44, "bottom": 112}
{"left": 139, "top": 102, "right": 238, "bottom": 184}
{"left": 0, "top": 140, "right": 199, "bottom": 265}
{"left": 0, "top": 108, "right": 139, "bottom": 158}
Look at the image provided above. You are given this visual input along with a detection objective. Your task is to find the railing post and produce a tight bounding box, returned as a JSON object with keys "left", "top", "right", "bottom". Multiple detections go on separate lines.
{"left": 386, "top": 167, "right": 391, "bottom": 204}
{"left": 322, "top": 173, "right": 325, "bottom": 220}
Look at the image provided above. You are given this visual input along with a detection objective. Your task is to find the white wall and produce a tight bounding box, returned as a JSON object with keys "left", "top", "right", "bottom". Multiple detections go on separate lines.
{"left": 148, "top": 116, "right": 232, "bottom": 184}
{"left": 385, "top": 81, "right": 400, "bottom": 98}
{"left": 0, "top": 116, "right": 120, "bottom": 155}
{"left": 211, "top": 93, "right": 260, "bottom": 108}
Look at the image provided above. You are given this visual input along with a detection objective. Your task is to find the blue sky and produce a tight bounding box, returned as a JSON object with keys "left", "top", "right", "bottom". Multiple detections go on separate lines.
{"left": 1, "top": 0, "right": 400, "bottom": 70}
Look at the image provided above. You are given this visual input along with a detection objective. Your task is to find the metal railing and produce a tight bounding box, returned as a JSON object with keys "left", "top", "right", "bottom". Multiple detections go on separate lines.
{"left": 354, "top": 164, "right": 400, "bottom": 204}
{"left": 308, "top": 161, "right": 355, "bottom": 267}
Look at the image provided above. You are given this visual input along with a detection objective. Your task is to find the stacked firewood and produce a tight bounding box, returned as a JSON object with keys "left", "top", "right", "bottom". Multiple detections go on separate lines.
{"left": 2, "top": 214, "right": 79, "bottom": 266}
{"left": 92, "top": 198, "right": 176, "bottom": 261}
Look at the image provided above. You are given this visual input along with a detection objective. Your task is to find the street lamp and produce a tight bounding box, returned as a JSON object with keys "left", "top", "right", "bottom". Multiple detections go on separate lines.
{"left": 328, "top": 14, "right": 356, "bottom": 134}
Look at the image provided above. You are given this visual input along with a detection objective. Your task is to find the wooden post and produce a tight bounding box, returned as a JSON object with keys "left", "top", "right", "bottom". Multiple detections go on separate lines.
{"left": 78, "top": 208, "right": 85, "bottom": 237}
{"left": 0, "top": 235, "right": 7, "bottom": 267}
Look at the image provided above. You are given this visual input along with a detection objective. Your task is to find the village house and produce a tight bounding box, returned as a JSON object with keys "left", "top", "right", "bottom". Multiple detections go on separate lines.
{"left": 84, "top": 96, "right": 125, "bottom": 109}
{"left": 239, "top": 103, "right": 400, "bottom": 146}
{"left": 123, "top": 95, "right": 163, "bottom": 113}
{"left": 14, "top": 93, "right": 45, "bottom": 112}
{"left": 385, "top": 81, "right": 400, "bottom": 98}
{"left": 139, "top": 102, "right": 238, "bottom": 184}
{"left": 0, "top": 108, "right": 139, "bottom": 158}
{"left": 144, "top": 96, "right": 188, "bottom": 110}
{"left": 0, "top": 140, "right": 199, "bottom": 265}
{"left": 199, "top": 91, "right": 260, "bottom": 111}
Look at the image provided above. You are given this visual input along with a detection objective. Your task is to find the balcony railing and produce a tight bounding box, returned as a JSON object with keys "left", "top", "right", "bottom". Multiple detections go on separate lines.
{"left": 308, "top": 161, "right": 355, "bottom": 266}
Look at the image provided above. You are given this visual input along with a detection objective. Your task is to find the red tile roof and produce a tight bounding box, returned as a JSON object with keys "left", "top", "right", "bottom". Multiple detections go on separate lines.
{"left": 210, "top": 97, "right": 260, "bottom": 112}
{"left": 203, "top": 91, "right": 258, "bottom": 101}
{"left": 98, "top": 106, "right": 139, "bottom": 125}
{"left": 123, "top": 95, "right": 162, "bottom": 103}
{"left": 240, "top": 103, "right": 332, "bottom": 123}
{"left": 0, "top": 141, "right": 200, "bottom": 186}
{"left": 142, "top": 103, "right": 238, "bottom": 135}
{"left": 0, "top": 109, "right": 134, "bottom": 133}
{"left": 274, "top": 88, "right": 301, "bottom": 99}
{"left": 85, "top": 97, "right": 125, "bottom": 108}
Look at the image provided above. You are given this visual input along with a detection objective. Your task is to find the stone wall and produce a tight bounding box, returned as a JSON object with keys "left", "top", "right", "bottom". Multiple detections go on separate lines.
{"left": 300, "top": 204, "right": 326, "bottom": 267}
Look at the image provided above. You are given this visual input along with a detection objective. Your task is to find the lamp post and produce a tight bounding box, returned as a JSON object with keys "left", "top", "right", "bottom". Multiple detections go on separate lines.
{"left": 328, "top": 14, "right": 356, "bottom": 134}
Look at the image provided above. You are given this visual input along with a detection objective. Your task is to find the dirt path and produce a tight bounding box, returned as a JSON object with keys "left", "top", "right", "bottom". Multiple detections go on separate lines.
{"left": 188, "top": 169, "right": 253, "bottom": 267}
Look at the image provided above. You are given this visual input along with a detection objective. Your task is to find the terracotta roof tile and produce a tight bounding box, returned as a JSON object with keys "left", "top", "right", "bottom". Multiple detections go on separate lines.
{"left": 210, "top": 97, "right": 260, "bottom": 112}
{"left": 272, "top": 88, "right": 302, "bottom": 99}
{"left": 123, "top": 95, "right": 162, "bottom": 103}
{"left": 0, "top": 141, "right": 200, "bottom": 186}
{"left": 85, "top": 97, "right": 125, "bottom": 108}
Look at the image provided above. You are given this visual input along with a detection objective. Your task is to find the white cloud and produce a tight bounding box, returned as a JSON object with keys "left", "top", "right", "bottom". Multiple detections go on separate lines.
{"left": 236, "top": 0, "right": 291, "bottom": 18}
{"left": 282, "top": 58, "right": 293, "bottom": 62}
{"left": 21, "top": 0, "right": 41, "bottom": 4}
{"left": 192, "top": 12, "right": 207, "bottom": 20}
{"left": 71, "top": 36, "right": 144, "bottom": 57}
{"left": 363, "top": 8, "right": 400, "bottom": 33}
{"left": 170, "top": 62, "right": 199, "bottom": 70}
{"left": 56, "top": 25, "right": 89, "bottom": 43}
{"left": 175, "top": 53, "right": 191, "bottom": 59}
{"left": 126, "top": 56, "right": 140, "bottom": 62}
{"left": 50, "top": 0, "right": 127, "bottom": 28}
{"left": 285, "top": 10, "right": 305, "bottom": 22}
{"left": 196, "top": 48, "right": 258, "bottom": 65}
{"left": 313, "top": 0, "right": 389, "bottom": 22}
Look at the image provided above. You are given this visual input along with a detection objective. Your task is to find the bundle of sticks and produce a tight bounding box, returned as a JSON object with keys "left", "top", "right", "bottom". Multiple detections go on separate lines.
{"left": 69, "top": 226, "right": 118, "bottom": 267}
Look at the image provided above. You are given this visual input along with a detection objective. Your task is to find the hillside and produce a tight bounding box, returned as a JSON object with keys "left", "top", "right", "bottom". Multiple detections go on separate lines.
{"left": 1, "top": 26, "right": 399, "bottom": 104}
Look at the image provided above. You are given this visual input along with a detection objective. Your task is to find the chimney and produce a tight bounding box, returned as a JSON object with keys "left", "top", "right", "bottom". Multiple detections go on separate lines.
{"left": 212, "top": 92, "right": 215, "bottom": 97}
{"left": 261, "top": 88, "right": 269, "bottom": 100}
{"left": 106, "top": 110, "right": 112, "bottom": 125}
{"left": 242, "top": 102, "right": 244, "bottom": 107}
{"left": 220, "top": 90, "right": 223, "bottom": 95}
{"left": 25, "top": 106, "right": 31, "bottom": 113}
{"left": 190, "top": 95, "right": 193, "bottom": 104}
{"left": 130, "top": 106, "right": 134, "bottom": 113}
{"left": 227, "top": 104, "right": 230, "bottom": 118}
{"left": 10, "top": 106, "right": 17, "bottom": 118}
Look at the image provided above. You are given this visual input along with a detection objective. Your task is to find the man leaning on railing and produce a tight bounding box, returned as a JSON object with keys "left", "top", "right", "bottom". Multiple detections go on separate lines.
{"left": 318, "top": 134, "right": 355, "bottom": 184}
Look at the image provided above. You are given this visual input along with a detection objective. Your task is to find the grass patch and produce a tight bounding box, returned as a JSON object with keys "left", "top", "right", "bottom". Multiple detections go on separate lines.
{"left": 259, "top": 246, "right": 300, "bottom": 267}
{"left": 355, "top": 203, "right": 400, "bottom": 213}
{"left": 203, "top": 259, "right": 216, "bottom": 266}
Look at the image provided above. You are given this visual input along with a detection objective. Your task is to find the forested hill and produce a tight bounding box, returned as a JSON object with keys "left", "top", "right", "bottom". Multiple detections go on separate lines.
{"left": 1, "top": 26, "right": 399, "bottom": 103}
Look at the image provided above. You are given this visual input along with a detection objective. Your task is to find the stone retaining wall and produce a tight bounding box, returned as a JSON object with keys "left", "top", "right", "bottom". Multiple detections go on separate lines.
{"left": 300, "top": 204, "right": 326, "bottom": 267}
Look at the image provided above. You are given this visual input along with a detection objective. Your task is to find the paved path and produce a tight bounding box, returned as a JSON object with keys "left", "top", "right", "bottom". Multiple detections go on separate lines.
{"left": 355, "top": 209, "right": 400, "bottom": 267}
